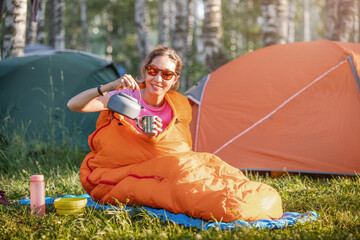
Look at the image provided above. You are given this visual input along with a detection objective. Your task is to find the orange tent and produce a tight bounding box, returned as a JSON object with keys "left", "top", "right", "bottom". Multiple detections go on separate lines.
{"left": 185, "top": 40, "right": 360, "bottom": 175}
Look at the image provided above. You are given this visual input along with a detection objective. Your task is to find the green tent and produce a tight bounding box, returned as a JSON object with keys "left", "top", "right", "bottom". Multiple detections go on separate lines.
{"left": 0, "top": 50, "right": 120, "bottom": 148}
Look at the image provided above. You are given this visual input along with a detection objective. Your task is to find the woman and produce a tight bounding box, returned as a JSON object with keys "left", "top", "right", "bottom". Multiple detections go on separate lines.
{"left": 68, "top": 46, "right": 283, "bottom": 222}
{"left": 67, "top": 46, "right": 183, "bottom": 138}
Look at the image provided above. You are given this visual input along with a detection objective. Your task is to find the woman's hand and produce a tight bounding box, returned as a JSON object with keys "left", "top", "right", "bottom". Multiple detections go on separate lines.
{"left": 146, "top": 116, "right": 163, "bottom": 138}
{"left": 112, "top": 74, "right": 140, "bottom": 92}
{"left": 67, "top": 74, "right": 140, "bottom": 112}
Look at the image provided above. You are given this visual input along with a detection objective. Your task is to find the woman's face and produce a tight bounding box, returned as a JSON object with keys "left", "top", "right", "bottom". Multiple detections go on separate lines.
{"left": 143, "top": 56, "right": 178, "bottom": 98}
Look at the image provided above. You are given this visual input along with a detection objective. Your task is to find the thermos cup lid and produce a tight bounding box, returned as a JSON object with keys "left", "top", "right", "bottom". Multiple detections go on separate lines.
{"left": 31, "top": 175, "right": 44, "bottom": 182}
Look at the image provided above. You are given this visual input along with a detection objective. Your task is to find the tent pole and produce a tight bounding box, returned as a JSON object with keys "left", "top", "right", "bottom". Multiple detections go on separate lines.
{"left": 348, "top": 56, "right": 360, "bottom": 94}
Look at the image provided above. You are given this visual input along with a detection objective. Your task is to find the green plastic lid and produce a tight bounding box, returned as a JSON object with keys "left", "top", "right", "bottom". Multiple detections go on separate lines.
{"left": 54, "top": 197, "right": 87, "bottom": 210}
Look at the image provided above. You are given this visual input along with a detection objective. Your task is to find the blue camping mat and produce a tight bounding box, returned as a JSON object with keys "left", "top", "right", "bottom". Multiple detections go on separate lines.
{"left": 18, "top": 194, "right": 319, "bottom": 230}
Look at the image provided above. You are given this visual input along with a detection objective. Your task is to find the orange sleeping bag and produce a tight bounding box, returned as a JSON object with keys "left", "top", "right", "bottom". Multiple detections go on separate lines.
{"left": 79, "top": 90, "right": 283, "bottom": 222}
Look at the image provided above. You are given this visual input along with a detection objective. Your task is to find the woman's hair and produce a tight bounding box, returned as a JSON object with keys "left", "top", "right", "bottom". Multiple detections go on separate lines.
{"left": 137, "top": 46, "right": 182, "bottom": 91}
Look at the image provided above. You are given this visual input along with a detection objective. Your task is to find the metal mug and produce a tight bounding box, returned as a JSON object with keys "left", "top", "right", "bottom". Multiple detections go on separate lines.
{"left": 136, "top": 116, "right": 157, "bottom": 134}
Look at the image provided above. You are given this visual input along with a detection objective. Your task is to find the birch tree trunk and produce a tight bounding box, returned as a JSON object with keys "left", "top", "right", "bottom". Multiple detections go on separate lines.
{"left": 324, "top": 0, "right": 338, "bottom": 40}
{"left": 54, "top": 0, "right": 65, "bottom": 49}
{"left": 80, "top": 0, "right": 89, "bottom": 51}
{"left": 262, "top": 0, "right": 278, "bottom": 46}
{"left": 185, "top": 0, "right": 194, "bottom": 90}
{"left": 26, "top": 0, "right": 38, "bottom": 45}
{"left": 277, "top": 0, "right": 288, "bottom": 44}
{"left": 36, "top": 0, "right": 46, "bottom": 44}
{"left": 172, "top": 0, "right": 193, "bottom": 90}
{"left": 49, "top": 0, "right": 65, "bottom": 49}
{"left": 303, "top": 0, "right": 311, "bottom": 41}
{"left": 172, "top": 0, "right": 187, "bottom": 57}
{"left": 2, "top": 0, "right": 27, "bottom": 58}
{"left": 336, "top": 0, "right": 356, "bottom": 42}
{"left": 194, "top": 0, "right": 204, "bottom": 62}
{"left": 203, "top": 0, "right": 227, "bottom": 71}
{"left": 287, "top": 0, "right": 296, "bottom": 42}
{"left": 135, "top": 0, "right": 150, "bottom": 61}
{"left": 26, "top": 19, "right": 38, "bottom": 45}
{"left": 261, "top": 0, "right": 288, "bottom": 46}
{"left": 158, "top": 0, "right": 170, "bottom": 46}
{"left": 353, "top": 0, "right": 359, "bottom": 42}
{"left": 325, "top": 0, "right": 356, "bottom": 41}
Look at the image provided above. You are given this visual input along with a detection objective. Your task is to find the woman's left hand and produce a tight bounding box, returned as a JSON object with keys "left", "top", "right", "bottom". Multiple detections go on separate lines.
{"left": 147, "top": 116, "right": 163, "bottom": 138}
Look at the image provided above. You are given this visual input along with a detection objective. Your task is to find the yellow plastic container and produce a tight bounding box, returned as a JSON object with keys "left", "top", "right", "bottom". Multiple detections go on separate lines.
{"left": 54, "top": 197, "right": 87, "bottom": 215}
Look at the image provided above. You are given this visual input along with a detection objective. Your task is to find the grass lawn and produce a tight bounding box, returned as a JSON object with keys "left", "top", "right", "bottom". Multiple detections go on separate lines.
{"left": 0, "top": 134, "right": 359, "bottom": 239}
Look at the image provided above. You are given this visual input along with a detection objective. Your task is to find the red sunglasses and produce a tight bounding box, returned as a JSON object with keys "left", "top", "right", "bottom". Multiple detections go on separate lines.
{"left": 145, "top": 65, "right": 177, "bottom": 80}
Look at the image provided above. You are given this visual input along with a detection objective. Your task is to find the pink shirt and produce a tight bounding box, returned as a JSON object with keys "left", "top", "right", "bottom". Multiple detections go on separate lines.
{"left": 108, "top": 89, "right": 173, "bottom": 133}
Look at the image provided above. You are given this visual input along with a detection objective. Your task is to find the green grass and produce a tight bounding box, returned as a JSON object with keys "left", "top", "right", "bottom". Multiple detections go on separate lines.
{"left": 0, "top": 129, "right": 359, "bottom": 239}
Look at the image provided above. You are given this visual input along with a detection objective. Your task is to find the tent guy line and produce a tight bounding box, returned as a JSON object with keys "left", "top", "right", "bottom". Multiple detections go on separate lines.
{"left": 211, "top": 58, "right": 348, "bottom": 155}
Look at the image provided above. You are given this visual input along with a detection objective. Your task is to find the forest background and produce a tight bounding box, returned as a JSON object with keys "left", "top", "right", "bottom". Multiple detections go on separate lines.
{"left": 1, "top": 0, "right": 360, "bottom": 92}
{"left": 0, "top": 2, "right": 360, "bottom": 238}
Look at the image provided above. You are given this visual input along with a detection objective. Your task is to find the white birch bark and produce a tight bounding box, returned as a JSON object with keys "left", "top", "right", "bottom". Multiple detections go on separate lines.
{"left": 277, "top": 0, "right": 288, "bottom": 44}
{"left": 2, "top": 0, "right": 27, "bottom": 58}
{"left": 353, "top": 0, "right": 359, "bottom": 42}
{"left": 262, "top": 0, "right": 288, "bottom": 46}
{"left": 54, "top": 0, "right": 65, "bottom": 49}
{"left": 172, "top": 0, "right": 191, "bottom": 90}
{"left": 172, "top": 0, "right": 187, "bottom": 58}
{"left": 336, "top": 0, "right": 356, "bottom": 42}
{"left": 262, "top": 0, "right": 278, "bottom": 46}
{"left": 194, "top": 0, "right": 204, "bottom": 62}
{"left": 135, "top": 0, "right": 150, "bottom": 61}
{"left": 26, "top": 19, "right": 38, "bottom": 45}
{"left": 80, "top": 0, "right": 89, "bottom": 51}
{"left": 36, "top": 0, "right": 46, "bottom": 44}
{"left": 303, "top": 0, "right": 311, "bottom": 41}
{"left": 158, "top": 0, "right": 170, "bottom": 46}
{"left": 324, "top": 0, "right": 338, "bottom": 40}
{"left": 203, "top": 0, "right": 226, "bottom": 71}
{"left": 169, "top": 0, "right": 176, "bottom": 43}
{"left": 287, "top": 0, "right": 296, "bottom": 42}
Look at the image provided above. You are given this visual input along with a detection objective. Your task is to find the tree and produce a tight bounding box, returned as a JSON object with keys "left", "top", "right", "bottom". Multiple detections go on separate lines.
{"left": 49, "top": 0, "right": 65, "bottom": 49}
{"left": 325, "top": 0, "right": 357, "bottom": 42}
{"left": 2, "top": 0, "right": 27, "bottom": 58}
{"left": 135, "top": 0, "right": 150, "bottom": 61}
{"left": 36, "top": 0, "right": 46, "bottom": 44}
{"left": 287, "top": 0, "right": 295, "bottom": 43}
{"left": 303, "top": 0, "right": 311, "bottom": 41}
{"left": 324, "top": 0, "right": 337, "bottom": 40}
{"left": 80, "top": 0, "right": 89, "bottom": 51}
{"left": 261, "top": 0, "right": 289, "bottom": 46}
{"left": 203, "top": 0, "right": 227, "bottom": 71}
{"left": 193, "top": 0, "right": 204, "bottom": 62}
{"left": 26, "top": 0, "right": 40, "bottom": 45}
{"left": 172, "top": 0, "right": 194, "bottom": 90}
{"left": 222, "top": 0, "right": 263, "bottom": 57}
{"left": 354, "top": 0, "right": 359, "bottom": 42}
{"left": 158, "top": 0, "right": 170, "bottom": 46}
{"left": 336, "top": 0, "right": 357, "bottom": 42}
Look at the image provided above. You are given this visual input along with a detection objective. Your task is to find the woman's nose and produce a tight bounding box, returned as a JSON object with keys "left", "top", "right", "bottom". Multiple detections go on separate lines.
{"left": 154, "top": 74, "right": 162, "bottom": 82}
